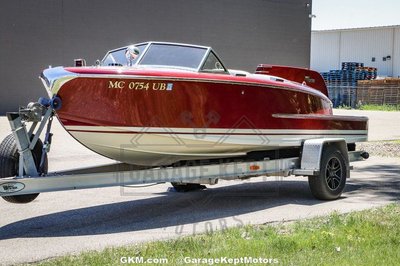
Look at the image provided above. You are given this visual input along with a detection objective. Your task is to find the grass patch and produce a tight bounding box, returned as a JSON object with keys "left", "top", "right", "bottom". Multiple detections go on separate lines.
{"left": 336, "top": 104, "right": 400, "bottom": 111}
{"left": 358, "top": 104, "right": 400, "bottom": 111}
{"left": 36, "top": 204, "right": 400, "bottom": 266}
{"left": 375, "top": 139, "right": 400, "bottom": 145}
{"left": 336, "top": 105, "right": 352, "bottom": 110}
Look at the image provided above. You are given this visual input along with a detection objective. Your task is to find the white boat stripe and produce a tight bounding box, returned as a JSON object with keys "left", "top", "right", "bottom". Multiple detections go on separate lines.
{"left": 65, "top": 126, "right": 367, "bottom": 135}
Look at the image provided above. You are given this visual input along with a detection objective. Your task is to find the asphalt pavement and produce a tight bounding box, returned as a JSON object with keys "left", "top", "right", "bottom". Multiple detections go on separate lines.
{"left": 0, "top": 109, "right": 399, "bottom": 265}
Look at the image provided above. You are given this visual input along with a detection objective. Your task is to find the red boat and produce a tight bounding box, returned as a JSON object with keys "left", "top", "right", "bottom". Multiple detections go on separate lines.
{"left": 40, "top": 42, "right": 368, "bottom": 166}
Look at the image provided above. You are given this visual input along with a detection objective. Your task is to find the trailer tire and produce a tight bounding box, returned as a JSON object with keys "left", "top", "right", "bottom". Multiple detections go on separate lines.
{"left": 308, "top": 145, "right": 348, "bottom": 200}
{"left": 0, "top": 134, "right": 48, "bottom": 204}
{"left": 171, "top": 182, "right": 206, "bottom": 192}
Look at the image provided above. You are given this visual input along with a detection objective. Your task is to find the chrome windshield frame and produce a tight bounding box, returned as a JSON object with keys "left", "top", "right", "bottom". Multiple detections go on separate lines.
{"left": 101, "top": 41, "right": 227, "bottom": 72}
{"left": 196, "top": 47, "right": 212, "bottom": 72}
{"left": 198, "top": 49, "right": 229, "bottom": 74}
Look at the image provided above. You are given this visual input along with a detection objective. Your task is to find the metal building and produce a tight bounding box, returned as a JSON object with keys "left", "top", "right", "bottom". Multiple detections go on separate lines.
{"left": 0, "top": 0, "right": 313, "bottom": 114}
{"left": 311, "top": 25, "right": 400, "bottom": 77}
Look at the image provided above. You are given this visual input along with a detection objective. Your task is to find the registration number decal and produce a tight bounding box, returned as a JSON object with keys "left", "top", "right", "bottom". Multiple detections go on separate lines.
{"left": 108, "top": 81, "right": 174, "bottom": 91}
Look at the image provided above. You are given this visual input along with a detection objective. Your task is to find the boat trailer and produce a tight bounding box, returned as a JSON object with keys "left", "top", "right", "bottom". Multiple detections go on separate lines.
{"left": 0, "top": 97, "right": 369, "bottom": 203}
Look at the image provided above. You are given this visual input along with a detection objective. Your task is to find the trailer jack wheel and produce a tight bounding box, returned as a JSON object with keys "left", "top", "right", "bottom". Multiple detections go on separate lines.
{"left": 171, "top": 182, "right": 207, "bottom": 192}
{"left": 0, "top": 134, "right": 48, "bottom": 203}
{"left": 308, "top": 145, "right": 348, "bottom": 200}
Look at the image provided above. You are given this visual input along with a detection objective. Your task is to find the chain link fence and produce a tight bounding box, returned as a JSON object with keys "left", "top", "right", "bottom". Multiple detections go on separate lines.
{"left": 327, "top": 83, "right": 400, "bottom": 108}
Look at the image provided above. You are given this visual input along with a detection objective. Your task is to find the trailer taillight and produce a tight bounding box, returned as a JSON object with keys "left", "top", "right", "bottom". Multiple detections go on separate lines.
{"left": 249, "top": 165, "right": 260, "bottom": 171}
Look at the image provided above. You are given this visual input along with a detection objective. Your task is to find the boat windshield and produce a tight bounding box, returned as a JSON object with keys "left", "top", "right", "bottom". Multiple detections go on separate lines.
{"left": 138, "top": 43, "right": 207, "bottom": 70}
{"left": 102, "top": 42, "right": 227, "bottom": 72}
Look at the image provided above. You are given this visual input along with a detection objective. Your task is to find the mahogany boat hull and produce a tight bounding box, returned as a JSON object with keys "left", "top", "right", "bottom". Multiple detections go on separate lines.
{"left": 40, "top": 67, "right": 368, "bottom": 166}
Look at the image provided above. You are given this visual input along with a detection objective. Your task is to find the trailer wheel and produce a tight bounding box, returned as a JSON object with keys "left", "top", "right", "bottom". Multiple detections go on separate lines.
{"left": 0, "top": 134, "right": 48, "bottom": 203}
{"left": 308, "top": 145, "right": 348, "bottom": 200}
{"left": 171, "top": 182, "right": 206, "bottom": 192}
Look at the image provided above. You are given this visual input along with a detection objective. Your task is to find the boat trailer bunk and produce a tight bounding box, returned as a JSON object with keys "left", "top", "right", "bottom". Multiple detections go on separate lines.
{"left": 0, "top": 97, "right": 369, "bottom": 203}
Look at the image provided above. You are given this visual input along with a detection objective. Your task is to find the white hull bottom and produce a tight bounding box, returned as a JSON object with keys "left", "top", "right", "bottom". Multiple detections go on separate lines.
{"left": 66, "top": 126, "right": 368, "bottom": 166}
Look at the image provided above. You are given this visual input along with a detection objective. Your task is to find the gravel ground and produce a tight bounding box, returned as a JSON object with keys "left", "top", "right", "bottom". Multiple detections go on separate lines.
{"left": 357, "top": 141, "right": 400, "bottom": 157}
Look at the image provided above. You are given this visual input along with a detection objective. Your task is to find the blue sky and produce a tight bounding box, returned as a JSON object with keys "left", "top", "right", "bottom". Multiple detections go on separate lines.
{"left": 312, "top": 0, "right": 400, "bottom": 30}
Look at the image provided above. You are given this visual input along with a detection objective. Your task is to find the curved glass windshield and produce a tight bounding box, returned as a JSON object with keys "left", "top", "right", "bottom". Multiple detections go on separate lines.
{"left": 139, "top": 44, "right": 207, "bottom": 69}
{"left": 101, "top": 42, "right": 227, "bottom": 72}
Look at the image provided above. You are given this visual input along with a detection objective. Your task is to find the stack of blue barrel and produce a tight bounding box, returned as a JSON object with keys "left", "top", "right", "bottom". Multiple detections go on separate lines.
{"left": 320, "top": 62, "right": 377, "bottom": 108}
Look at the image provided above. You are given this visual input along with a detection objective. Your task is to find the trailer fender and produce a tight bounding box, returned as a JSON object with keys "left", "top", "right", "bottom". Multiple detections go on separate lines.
{"left": 293, "top": 138, "right": 349, "bottom": 177}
